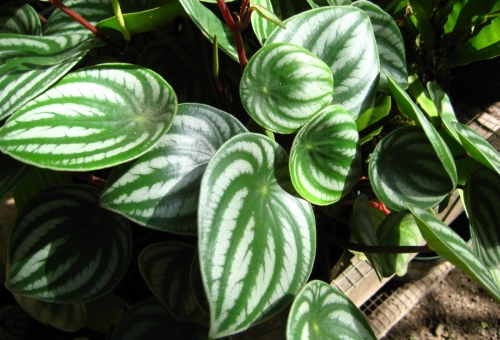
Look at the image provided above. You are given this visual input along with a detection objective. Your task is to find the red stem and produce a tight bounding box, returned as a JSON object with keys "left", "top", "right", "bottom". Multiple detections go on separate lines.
{"left": 239, "top": 0, "right": 250, "bottom": 21}
{"left": 70, "top": 172, "right": 107, "bottom": 188}
{"left": 38, "top": 13, "right": 47, "bottom": 25}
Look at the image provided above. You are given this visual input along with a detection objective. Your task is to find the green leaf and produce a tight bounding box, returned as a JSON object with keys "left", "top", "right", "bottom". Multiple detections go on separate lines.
{"left": 0, "top": 63, "right": 177, "bottom": 171}
{"left": 356, "top": 93, "right": 391, "bottom": 144}
{"left": 408, "top": 0, "right": 435, "bottom": 57}
{"left": 0, "top": 153, "right": 31, "bottom": 202}
{"left": 100, "top": 103, "right": 246, "bottom": 234}
{"left": 0, "top": 33, "right": 97, "bottom": 121}
{"left": 407, "top": 67, "right": 439, "bottom": 121}
{"left": 178, "top": 0, "right": 238, "bottom": 61}
{"left": 110, "top": 296, "right": 210, "bottom": 340}
{"left": 369, "top": 126, "right": 455, "bottom": 211}
{"left": 377, "top": 212, "right": 423, "bottom": 276}
{"left": 0, "top": 305, "right": 31, "bottom": 340}
{"left": 0, "top": 3, "right": 41, "bottom": 35}
{"left": 6, "top": 185, "right": 132, "bottom": 303}
{"left": 446, "top": 16, "right": 500, "bottom": 67}
{"left": 450, "top": 121, "right": 500, "bottom": 176}
{"left": 240, "top": 42, "right": 333, "bottom": 134}
{"left": 289, "top": 105, "right": 360, "bottom": 205}
{"left": 138, "top": 241, "right": 209, "bottom": 321}
{"left": 96, "top": 1, "right": 183, "bottom": 40}
{"left": 352, "top": 1, "right": 408, "bottom": 93}
{"left": 407, "top": 204, "right": 500, "bottom": 303}
{"left": 387, "top": 75, "right": 457, "bottom": 188}
{"left": 266, "top": 6, "right": 380, "bottom": 119}
{"left": 250, "top": 0, "right": 278, "bottom": 45}
{"left": 198, "top": 133, "right": 316, "bottom": 338}
{"left": 464, "top": 164, "right": 500, "bottom": 269}
{"left": 251, "top": 4, "right": 286, "bottom": 33}
{"left": 427, "top": 82, "right": 461, "bottom": 142}
{"left": 443, "top": 0, "right": 500, "bottom": 39}
{"left": 287, "top": 280, "right": 376, "bottom": 340}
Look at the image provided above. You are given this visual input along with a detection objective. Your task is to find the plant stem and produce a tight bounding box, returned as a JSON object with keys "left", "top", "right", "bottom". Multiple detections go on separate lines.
{"left": 38, "top": 13, "right": 47, "bottom": 25}
{"left": 328, "top": 234, "right": 433, "bottom": 254}
{"left": 70, "top": 172, "right": 107, "bottom": 188}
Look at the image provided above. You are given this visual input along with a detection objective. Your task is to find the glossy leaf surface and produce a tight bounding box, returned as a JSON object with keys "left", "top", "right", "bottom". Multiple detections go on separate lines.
{"left": 0, "top": 3, "right": 41, "bottom": 35}
{"left": 427, "top": 82, "right": 460, "bottom": 142}
{"left": 100, "top": 104, "right": 246, "bottom": 234}
{"left": 241, "top": 43, "right": 333, "bottom": 134}
{"left": 290, "top": 105, "right": 360, "bottom": 205}
{"left": 408, "top": 204, "right": 500, "bottom": 303}
{"left": 198, "top": 133, "right": 315, "bottom": 337}
{"left": 266, "top": 6, "right": 379, "bottom": 119}
{"left": 369, "top": 126, "right": 454, "bottom": 211}
{"left": 465, "top": 164, "right": 500, "bottom": 269}
{"left": 7, "top": 185, "right": 132, "bottom": 303}
{"left": 138, "top": 241, "right": 209, "bottom": 321}
{"left": 287, "top": 280, "right": 376, "bottom": 340}
{"left": 356, "top": 93, "right": 391, "bottom": 144}
{"left": 250, "top": 0, "right": 280, "bottom": 45}
{"left": 0, "top": 64, "right": 177, "bottom": 171}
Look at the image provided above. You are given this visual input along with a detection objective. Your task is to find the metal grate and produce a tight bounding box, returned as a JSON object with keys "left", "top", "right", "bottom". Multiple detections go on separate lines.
{"left": 460, "top": 102, "right": 500, "bottom": 151}
{"left": 331, "top": 255, "right": 374, "bottom": 294}
{"left": 360, "top": 280, "right": 403, "bottom": 317}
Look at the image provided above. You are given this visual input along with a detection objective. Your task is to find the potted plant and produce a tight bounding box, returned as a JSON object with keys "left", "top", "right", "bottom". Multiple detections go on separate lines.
{"left": 0, "top": 0, "right": 499, "bottom": 339}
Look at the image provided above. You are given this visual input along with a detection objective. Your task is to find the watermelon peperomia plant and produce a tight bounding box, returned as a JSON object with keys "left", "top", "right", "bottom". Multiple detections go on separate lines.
{"left": 1, "top": 0, "right": 500, "bottom": 339}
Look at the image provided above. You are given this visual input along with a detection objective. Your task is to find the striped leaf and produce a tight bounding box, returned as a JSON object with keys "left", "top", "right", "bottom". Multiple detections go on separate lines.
{"left": 266, "top": 6, "right": 380, "bottom": 119}
{"left": 0, "top": 63, "right": 177, "bottom": 171}
{"left": 289, "top": 105, "right": 360, "bottom": 205}
{"left": 464, "top": 164, "right": 500, "bottom": 269}
{"left": 450, "top": 121, "right": 500, "bottom": 176}
{"left": 0, "top": 153, "right": 30, "bottom": 202}
{"left": 387, "top": 75, "right": 457, "bottom": 188}
{"left": 0, "top": 3, "right": 41, "bottom": 35}
{"left": 178, "top": 0, "right": 238, "bottom": 61}
{"left": 100, "top": 103, "right": 246, "bottom": 234}
{"left": 6, "top": 185, "right": 132, "bottom": 303}
{"left": 377, "top": 212, "right": 423, "bottom": 277}
{"left": 407, "top": 204, "right": 500, "bottom": 303}
{"left": 110, "top": 296, "right": 210, "bottom": 340}
{"left": 0, "top": 33, "right": 97, "bottom": 121}
{"left": 369, "top": 126, "right": 455, "bottom": 211}
{"left": 198, "top": 133, "right": 316, "bottom": 338}
{"left": 0, "top": 305, "right": 31, "bottom": 340}
{"left": 287, "top": 280, "right": 376, "bottom": 340}
{"left": 352, "top": 1, "right": 407, "bottom": 93}
{"left": 250, "top": 0, "right": 279, "bottom": 45}
{"left": 190, "top": 252, "right": 210, "bottom": 314}
{"left": 240, "top": 43, "right": 333, "bottom": 134}
{"left": 138, "top": 241, "right": 209, "bottom": 321}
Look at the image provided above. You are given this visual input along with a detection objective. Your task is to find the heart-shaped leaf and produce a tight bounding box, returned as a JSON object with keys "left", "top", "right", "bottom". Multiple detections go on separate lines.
{"left": 0, "top": 33, "right": 97, "bottom": 121}
{"left": 287, "top": 280, "right": 376, "bottom": 340}
{"left": 198, "top": 133, "right": 316, "bottom": 338}
{"left": 100, "top": 103, "right": 246, "bottom": 234}
{"left": 240, "top": 42, "right": 333, "bottom": 134}
{"left": 266, "top": 6, "right": 380, "bottom": 119}
{"left": 369, "top": 126, "right": 455, "bottom": 211}
{"left": 6, "top": 185, "right": 132, "bottom": 303}
{"left": 464, "top": 164, "right": 500, "bottom": 269}
{"left": 0, "top": 63, "right": 177, "bottom": 171}
{"left": 138, "top": 241, "right": 209, "bottom": 321}
{"left": 289, "top": 105, "right": 360, "bottom": 205}
{"left": 408, "top": 204, "right": 500, "bottom": 303}
{"left": 0, "top": 3, "right": 41, "bottom": 35}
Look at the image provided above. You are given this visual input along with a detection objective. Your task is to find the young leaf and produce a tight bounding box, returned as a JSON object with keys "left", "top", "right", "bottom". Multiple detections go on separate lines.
{"left": 251, "top": 4, "right": 286, "bottom": 29}
{"left": 0, "top": 64, "right": 177, "bottom": 171}
{"left": 240, "top": 42, "right": 333, "bottom": 133}
{"left": 100, "top": 103, "right": 247, "bottom": 234}
{"left": 407, "top": 204, "right": 500, "bottom": 303}
{"left": 289, "top": 105, "right": 360, "bottom": 205}
{"left": 198, "top": 133, "right": 316, "bottom": 338}
{"left": 250, "top": 0, "right": 277, "bottom": 45}
{"left": 287, "top": 280, "right": 376, "bottom": 340}
{"left": 266, "top": 6, "right": 380, "bottom": 119}
{"left": 6, "top": 185, "right": 132, "bottom": 303}
{"left": 0, "top": 3, "right": 41, "bottom": 35}
{"left": 464, "top": 164, "right": 500, "bottom": 269}
{"left": 369, "top": 126, "right": 455, "bottom": 211}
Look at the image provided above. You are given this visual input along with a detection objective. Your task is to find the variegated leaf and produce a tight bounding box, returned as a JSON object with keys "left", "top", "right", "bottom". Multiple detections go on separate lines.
{"left": 0, "top": 3, "right": 41, "bottom": 35}
{"left": 198, "top": 133, "right": 316, "bottom": 338}
{"left": 0, "top": 33, "right": 97, "bottom": 121}
{"left": 369, "top": 126, "right": 454, "bottom": 211}
{"left": 138, "top": 241, "right": 209, "bottom": 322}
{"left": 408, "top": 204, "right": 500, "bottom": 303}
{"left": 352, "top": 1, "right": 407, "bottom": 93}
{"left": 0, "top": 153, "right": 30, "bottom": 202}
{"left": 100, "top": 103, "right": 246, "bottom": 234}
{"left": 6, "top": 185, "right": 132, "bottom": 303}
{"left": 240, "top": 42, "right": 333, "bottom": 134}
{"left": 465, "top": 164, "right": 500, "bottom": 269}
{"left": 266, "top": 6, "right": 379, "bottom": 119}
{"left": 0, "top": 64, "right": 177, "bottom": 171}
{"left": 287, "top": 280, "right": 376, "bottom": 340}
{"left": 251, "top": 0, "right": 278, "bottom": 45}
{"left": 289, "top": 105, "right": 360, "bottom": 205}
{"left": 450, "top": 121, "right": 500, "bottom": 176}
